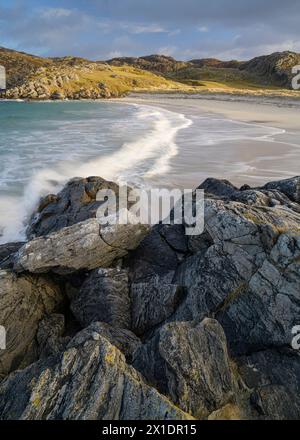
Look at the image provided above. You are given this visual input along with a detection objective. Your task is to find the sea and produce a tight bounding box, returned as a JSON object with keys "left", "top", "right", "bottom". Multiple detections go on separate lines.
{"left": 0, "top": 99, "right": 299, "bottom": 243}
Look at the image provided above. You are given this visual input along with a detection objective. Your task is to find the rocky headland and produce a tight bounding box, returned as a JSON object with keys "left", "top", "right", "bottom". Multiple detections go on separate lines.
{"left": 1, "top": 47, "right": 300, "bottom": 100}
{"left": 0, "top": 174, "right": 299, "bottom": 420}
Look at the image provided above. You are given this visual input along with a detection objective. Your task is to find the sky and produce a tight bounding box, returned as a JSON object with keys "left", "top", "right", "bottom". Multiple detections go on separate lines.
{"left": 0, "top": 0, "right": 299, "bottom": 61}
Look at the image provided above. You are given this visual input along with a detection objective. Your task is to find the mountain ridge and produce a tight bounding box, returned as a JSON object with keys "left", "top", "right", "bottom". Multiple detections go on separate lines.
{"left": 1, "top": 47, "right": 300, "bottom": 99}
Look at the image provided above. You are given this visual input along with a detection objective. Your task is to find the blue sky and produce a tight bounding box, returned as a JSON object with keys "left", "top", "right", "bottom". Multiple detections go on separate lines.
{"left": 0, "top": 0, "right": 299, "bottom": 60}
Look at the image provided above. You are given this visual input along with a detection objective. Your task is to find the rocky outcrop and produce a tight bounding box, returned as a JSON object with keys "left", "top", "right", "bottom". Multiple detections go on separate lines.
{"left": 0, "top": 335, "right": 192, "bottom": 420}
{"left": 71, "top": 268, "right": 131, "bottom": 328}
{"left": 131, "top": 275, "right": 185, "bottom": 335}
{"left": 133, "top": 319, "right": 237, "bottom": 418}
{"left": 0, "top": 270, "right": 63, "bottom": 378}
{"left": 14, "top": 218, "right": 149, "bottom": 274}
{"left": 68, "top": 322, "right": 141, "bottom": 361}
{"left": 27, "top": 176, "right": 120, "bottom": 238}
{"left": 240, "top": 51, "right": 300, "bottom": 88}
{"left": 107, "top": 54, "right": 188, "bottom": 74}
{"left": 0, "top": 175, "right": 300, "bottom": 420}
{"left": 0, "top": 242, "right": 25, "bottom": 269}
{"left": 237, "top": 348, "right": 300, "bottom": 419}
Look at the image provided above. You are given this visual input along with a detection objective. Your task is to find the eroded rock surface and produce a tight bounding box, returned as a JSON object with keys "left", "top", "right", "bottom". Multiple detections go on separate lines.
{"left": 0, "top": 336, "right": 192, "bottom": 420}
{"left": 0, "top": 270, "right": 63, "bottom": 377}
{"left": 133, "top": 319, "right": 237, "bottom": 418}
{"left": 14, "top": 218, "right": 149, "bottom": 274}
{"left": 71, "top": 268, "right": 131, "bottom": 329}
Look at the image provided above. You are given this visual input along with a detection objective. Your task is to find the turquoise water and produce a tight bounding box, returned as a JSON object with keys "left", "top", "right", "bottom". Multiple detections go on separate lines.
{"left": 0, "top": 99, "right": 299, "bottom": 243}
{"left": 0, "top": 100, "right": 190, "bottom": 242}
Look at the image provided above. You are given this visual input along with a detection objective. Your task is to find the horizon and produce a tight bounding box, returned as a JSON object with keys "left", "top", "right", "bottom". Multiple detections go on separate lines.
{"left": 1, "top": 45, "right": 299, "bottom": 64}
{"left": 1, "top": 0, "right": 300, "bottom": 61}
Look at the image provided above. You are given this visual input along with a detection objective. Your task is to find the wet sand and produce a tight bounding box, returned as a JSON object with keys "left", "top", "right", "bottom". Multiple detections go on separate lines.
{"left": 122, "top": 95, "right": 300, "bottom": 188}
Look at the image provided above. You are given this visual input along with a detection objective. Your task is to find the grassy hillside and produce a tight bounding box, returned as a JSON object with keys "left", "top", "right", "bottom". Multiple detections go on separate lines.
{"left": 1, "top": 47, "right": 300, "bottom": 99}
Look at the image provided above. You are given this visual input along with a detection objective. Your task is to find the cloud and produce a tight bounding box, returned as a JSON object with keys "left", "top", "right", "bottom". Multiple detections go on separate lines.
{"left": 0, "top": 1, "right": 299, "bottom": 60}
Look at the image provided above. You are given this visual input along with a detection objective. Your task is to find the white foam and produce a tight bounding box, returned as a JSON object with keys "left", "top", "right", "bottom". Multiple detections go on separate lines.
{"left": 0, "top": 104, "right": 192, "bottom": 243}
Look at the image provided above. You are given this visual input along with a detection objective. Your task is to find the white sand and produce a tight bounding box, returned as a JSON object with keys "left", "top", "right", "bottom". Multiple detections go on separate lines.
{"left": 122, "top": 95, "right": 300, "bottom": 188}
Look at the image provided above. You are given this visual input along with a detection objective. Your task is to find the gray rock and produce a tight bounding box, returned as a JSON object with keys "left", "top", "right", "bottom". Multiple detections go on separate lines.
{"left": 0, "top": 336, "right": 192, "bottom": 420}
{"left": 0, "top": 242, "right": 26, "bottom": 269}
{"left": 27, "top": 176, "right": 120, "bottom": 239}
{"left": 126, "top": 224, "right": 187, "bottom": 283}
{"left": 0, "top": 270, "right": 64, "bottom": 377}
{"left": 263, "top": 176, "right": 300, "bottom": 203}
{"left": 237, "top": 348, "right": 300, "bottom": 419}
{"left": 71, "top": 268, "right": 131, "bottom": 329}
{"left": 171, "top": 198, "right": 300, "bottom": 355}
{"left": 218, "top": 232, "right": 300, "bottom": 354}
{"left": 68, "top": 321, "right": 141, "bottom": 361}
{"left": 133, "top": 319, "right": 237, "bottom": 419}
{"left": 14, "top": 218, "right": 149, "bottom": 274}
{"left": 37, "top": 314, "right": 69, "bottom": 359}
{"left": 131, "top": 275, "right": 185, "bottom": 335}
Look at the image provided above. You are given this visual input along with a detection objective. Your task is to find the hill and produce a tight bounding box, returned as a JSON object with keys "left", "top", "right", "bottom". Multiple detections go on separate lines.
{"left": 1, "top": 47, "right": 300, "bottom": 99}
{"left": 0, "top": 48, "right": 194, "bottom": 99}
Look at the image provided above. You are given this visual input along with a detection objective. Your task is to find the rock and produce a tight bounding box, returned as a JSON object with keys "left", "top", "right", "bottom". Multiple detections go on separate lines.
{"left": 131, "top": 275, "right": 185, "bottom": 335}
{"left": 0, "top": 270, "right": 64, "bottom": 377}
{"left": 171, "top": 196, "right": 300, "bottom": 355}
{"left": 71, "top": 268, "right": 130, "bottom": 329}
{"left": 133, "top": 319, "right": 237, "bottom": 419}
{"left": 217, "top": 231, "right": 300, "bottom": 354}
{"left": 67, "top": 322, "right": 141, "bottom": 361}
{"left": 263, "top": 176, "right": 300, "bottom": 203}
{"left": 0, "top": 336, "right": 193, "bottom": 420}
{"left": 0, "top": 242, "right": 25, "bottom": 269}
{"left": 198, "top": 178, "right": 239, "bottom": 199}
{"left": 27, "top": 176, "right": 120, "bottom": 239}
{"left": 126, "top": 224, "right": 188, "bottom": 283}
{"left": 14, "top": 218, "right": 149, "bottom": 274}
{"left": 237, "top": 348, "right": 300, "bottom": 419}
{"left": 37, "top": 314, "right": 69, "bottom": 359}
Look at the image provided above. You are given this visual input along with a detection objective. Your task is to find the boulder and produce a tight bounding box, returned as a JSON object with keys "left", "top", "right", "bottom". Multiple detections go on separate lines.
{"left": 67, "top": 321, "right": 141, "bottom": 361}
{"left": 36, "top": 314, "right": 69, "bottom": 359}
{"left": 262, "top": 176, "right": 300, "bottom": 203}
{"left": 14, "top": 218, "right": 149, "bottom": 274}
{"left": 133, "top": 319, "right": 237, "bottom": 419}
{"left": 27, "top": 176, "right": 120, "bottom": 239}
{"left": 71, "top": 268, "right": 131, "bottom": 329}
{"left": 0, "top": 270, "right": 64, "bottom": 377}
{"left": 131, "top": 275, "right": 185, "bottom": 335}
{"left": 0, "top": 242, "right": 25, "bottom": 269}
{"left": 0, "top": 336, "right": 193, "bottom": 420}
{"left": 237, "top": 348, "right": 300, "bottom": 420}
{"left": 172, "top": 197, "right": 300, "bottom": 355}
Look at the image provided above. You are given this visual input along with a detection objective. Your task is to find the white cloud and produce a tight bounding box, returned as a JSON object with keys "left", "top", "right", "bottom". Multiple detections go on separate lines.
{"left": 198, "top": 26, "right": 209, "bottom": 32}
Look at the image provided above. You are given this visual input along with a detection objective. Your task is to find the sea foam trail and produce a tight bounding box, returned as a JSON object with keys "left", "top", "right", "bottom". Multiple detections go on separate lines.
{"left": 0, "top": 104, "right": 192, "bottom": 244}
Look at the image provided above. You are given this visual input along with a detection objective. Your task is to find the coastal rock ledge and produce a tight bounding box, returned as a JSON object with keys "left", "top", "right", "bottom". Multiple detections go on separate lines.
{"left": 0, "top": 175, "right": 300, "bottom": 420}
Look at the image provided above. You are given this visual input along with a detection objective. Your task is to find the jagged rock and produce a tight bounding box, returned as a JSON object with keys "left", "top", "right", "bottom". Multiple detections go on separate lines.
{"left": 27, "top": 176, "right": 120, "bottom": 238}
{"left": 217, "top": 231, "right": 300, "bottom": 354}
{"left": 198, "top": 178, "right": 238, "bottom": 199}
{"left": 68, "top": 322, "right": 141, "bottom": 361}
{"left": 126, "top": 224, "right": 188, "bottom": 283}
{"left": 171, "top": 196, "right": 300, "bottom": 355}
{"left": 263, "top": 176, "right": 300, "bottom": 203}
{"left": 0, "top": 270, "right": 64, "bottom": 377}
{"left": 71, "top": 268, "right": 131, "bottom": 329}
{"left": 133, "top": 319, "right": 237, "bottom": 418}
{"left": 37, "top": 314, "right": 69, "bottom": 359}
{"left": 131, "top": 275, "right": 185, "bottom": 335}
{"left": 0, "top": 336, "right": 193, "bottom": 420}
{"left": 14, "top": 218, "right": 149, "bottom": 274}
{"left": 0, "top": 242, "right": 25, "bottom": 269}
{"left": 237, "top": 348, "right": 300, "bottom": 419}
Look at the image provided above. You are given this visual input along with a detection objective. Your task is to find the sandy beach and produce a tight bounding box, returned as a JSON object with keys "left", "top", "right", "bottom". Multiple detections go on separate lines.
{"left": 122, "top": 94, "right": 300, "bottom": 188}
